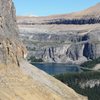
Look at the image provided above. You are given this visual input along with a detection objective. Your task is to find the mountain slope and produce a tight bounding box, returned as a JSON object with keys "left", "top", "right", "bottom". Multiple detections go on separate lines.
{"left": 45, "top": 2, "right": 100, "bottom": 19}
{"left": 0, "top": 61, "right": 87, "bottom": 100}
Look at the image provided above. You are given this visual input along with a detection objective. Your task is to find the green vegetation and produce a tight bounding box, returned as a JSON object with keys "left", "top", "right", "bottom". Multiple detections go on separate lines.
{"left": 54, "top": 71, "right": 100, "bottom": 100}
{"left": 26, "top": 46, "right": 36, "bottom": 51}
{"left": 81, "top": 57, "right": 100, "bottom": 68}
{"left": 28, "top": 56, "right": 43, "bottom": 62}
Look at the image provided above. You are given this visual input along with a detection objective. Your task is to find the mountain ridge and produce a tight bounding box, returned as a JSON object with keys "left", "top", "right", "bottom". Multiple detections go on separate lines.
{"left": 17, "top": 3, "right": 100, "bottom": 25}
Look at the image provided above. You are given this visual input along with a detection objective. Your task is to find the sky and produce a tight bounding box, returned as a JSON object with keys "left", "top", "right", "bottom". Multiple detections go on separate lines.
{"left": 13, "top": 0, "right": 100, "bottom": 16}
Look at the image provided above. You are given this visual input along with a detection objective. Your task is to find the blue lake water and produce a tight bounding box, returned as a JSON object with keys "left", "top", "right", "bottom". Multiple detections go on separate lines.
{"left": 32, "top": 63, "right": 82, "bottom": 75}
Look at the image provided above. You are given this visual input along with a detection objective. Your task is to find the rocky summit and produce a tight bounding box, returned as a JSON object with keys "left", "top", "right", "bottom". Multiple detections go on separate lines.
{"left": 0, "top": 0, "right": 87, "bottom": 100}
{"left": 17, "top": 3, "right": 100, "bottom": 64}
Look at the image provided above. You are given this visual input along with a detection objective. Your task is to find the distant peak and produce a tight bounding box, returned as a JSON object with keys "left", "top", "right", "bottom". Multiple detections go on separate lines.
{"left": 94, "top": 2, "right": 100, "bottom": 7}
{"left": 96, "top": 2, "right": 100, "bottom": 5}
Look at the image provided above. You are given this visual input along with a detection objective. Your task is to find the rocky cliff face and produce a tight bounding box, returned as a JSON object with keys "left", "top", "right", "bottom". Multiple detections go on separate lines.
{"left": 0, "top": 0, "right": 87, "bottom": 100}
{"left": 17, "top": 3, "right": 100, "bottom": 64}
{"left": 0, "top": 0, "right": 27, "bottom": 65}
{"left": 18, "top": 24, "right": 100, "bottom": 64}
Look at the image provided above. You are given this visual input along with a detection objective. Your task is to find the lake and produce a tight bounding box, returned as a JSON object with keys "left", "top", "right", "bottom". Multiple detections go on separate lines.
{"left": 32, "top": 63, "right": 82, "bottom": 75}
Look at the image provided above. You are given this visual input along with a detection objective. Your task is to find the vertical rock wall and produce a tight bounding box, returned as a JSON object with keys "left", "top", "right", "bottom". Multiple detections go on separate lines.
{"left": 0, "top": 0, "right": 27, "bottom": 65}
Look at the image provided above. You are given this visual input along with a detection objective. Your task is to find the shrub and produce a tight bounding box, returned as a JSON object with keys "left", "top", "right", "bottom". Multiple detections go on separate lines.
{"left": 28, "top": 56, "right": 43, "bottom": 62}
